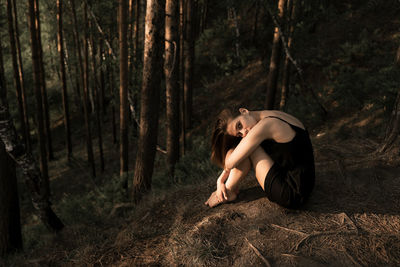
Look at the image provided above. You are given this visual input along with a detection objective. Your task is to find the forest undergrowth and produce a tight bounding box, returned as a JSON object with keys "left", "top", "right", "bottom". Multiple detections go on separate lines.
{"left": 2, "top": 1, "right": 400, "bottom": 266}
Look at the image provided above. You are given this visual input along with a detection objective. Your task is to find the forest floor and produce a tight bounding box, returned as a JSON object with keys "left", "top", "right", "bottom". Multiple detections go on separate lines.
{"left": 2, "top": 59, "right": 400, "bottom": 267}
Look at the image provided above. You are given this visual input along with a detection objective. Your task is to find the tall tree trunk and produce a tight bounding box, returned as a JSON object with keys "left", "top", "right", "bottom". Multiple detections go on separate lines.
{"left": 34, "top": 0, "right": 54, "bottom": 161}
{"left": 0, "top": 35, "right": 63, "bottom": 230}
{"left": 11, "top": 0, "right": 31, "bottom": 152}
{"left": 252, "top": 0, "right": 259, "bottom": 46}
{"left": 0, "top": 35, "right": 22, "bottom": 257}
{"left": 119, "top": 0, "right": 129, "bottom": 188}
{"left": 89, "top": 22, "right": 105, "bottom": 173}
{"left": 179, "top": 0, "right": 186, "bottom": 155}
{"left": 57, "top": 0, "right": 72, "bottom": 160}
{"left": 70, "top": 0, "right": 84, "bottom": 112}
{"left": 184, "top": 0, "right": 194, "bottom": 130}
{"left": 133, "top": 0, "right": 165, "bottom": 202}
{"left": 83, "top": 1, "right": 96, "bottom": 177}
{"left": 6, "top": 0, "right": 28, "bottom": 150}
{"left": 99, "top": 41, "right": 106, "bottom": 116}
{"left": 165, "top": 0, "right": 180, "bottom": 176}
{"left": 134, "top": 0, "right": 140, "bottom": 65}
{"left": 265, "top": 0, "right": 286, "bottom": 109}
{"left": 107, "top": 49, "right": 117, "bottom": 145}
{"left": 30, "top": 0, "right": 50, "bottom": 199}
{"left": 280, "top": 0, "right": 297, "bottom": 110}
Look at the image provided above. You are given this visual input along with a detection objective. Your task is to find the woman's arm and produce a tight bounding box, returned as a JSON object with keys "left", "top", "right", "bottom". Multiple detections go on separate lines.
{"left": 224, "top": 118, "right": 272, "bottom": 170}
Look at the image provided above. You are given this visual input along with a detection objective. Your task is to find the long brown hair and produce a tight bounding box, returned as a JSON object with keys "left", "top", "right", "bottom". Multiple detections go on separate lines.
{"left": 210, "top": 109, "right": 241, "bottom": 168}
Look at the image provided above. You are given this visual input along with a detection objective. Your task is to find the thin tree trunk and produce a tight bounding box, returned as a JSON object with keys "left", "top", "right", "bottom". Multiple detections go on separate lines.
{"left": 165, "top": 0, "right": 180, "bottom": 176}
{"left": 34, "top": 0, "right": 54, "bottom": 161}
{"left": 179, "top": 0, "right": 186, "bottom": 156}
{"left": 252, "top": 0, "right": 259, "bottom": 46}
{"left": 0, "top": 35, "right": 22, "bottom": 257}
{"left": 6, "top": 0, "right": 28, "bottom": 150}
{"left": 107, "top": 49, "right": 117, "bottom": 145}
{"left": 31, "top": 0, "right": 50, "bottom": 199}
{"left": 89, "top": 23, "right": 105, "bottom": 173}
{"left": 119, "top": 0, "right": 129, "bottom": 188}
{"left": 57, "top": 0, "right": 72, "bottom": 160}
{"left": 133, "top": 0, "right": 165, "bottom": 202}
{"left": 280, "top": 0, "right": 297, "bottom": 110}
{"left": 99, "top": 41, "right": 106, "bottom": 116}
{"left": 134, "top": 0, "right": 140, "bottom": 65}
{"left": 69, "top": 0, "right": 84, "bottom": 112}
{"left": 265, "top": 0, "right": 286, "bottom": 109}
{"left": 11, "top": 0, "right": 31, "bottom": 152}
{"left": 184, "top": 0, "right": 194, "bottom": 130}
{"left": 83, "top": 1, "right": 96, "bottom": 177}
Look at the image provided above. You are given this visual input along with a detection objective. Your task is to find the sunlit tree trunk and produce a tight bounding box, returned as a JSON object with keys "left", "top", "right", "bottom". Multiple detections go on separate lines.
{"left": 11, "top": 0, "right": 31, "bottom": 152}
{"left": 265, "top": 0, "right": 286, "bottom": 109}
{"left": 133, "top": 0, "right": 165, "bottom": 202}
{"left": 179, "top": 0, "right": 186, "bottom": 155}
{"left": 134, "top": 0, "right": 140, "bottom": 65}
{"left": 184, "top": 0, "right": 194, "bottom": 129}
{"left": 57, "top": 0, "right": 72, "bottom": 159}
{"left": 0, "top": 35, "right": 22, "bottom": 257}
{"left": 6, "top": 0, "right": 28, "bottom": 150}
{"left": 165, "top": 0, "right": 180, "bottom": 176}
{"left": 83, "top": 1, "right": 96, "bottom": 177}
{"left": 34, "top": 0, "right": 54, "bottom": 161}
{"left": 280, "top": 0, "right": 297, "bottom": 110}
{"left": 119, "top": 0, "right": 129, "bottom": 188}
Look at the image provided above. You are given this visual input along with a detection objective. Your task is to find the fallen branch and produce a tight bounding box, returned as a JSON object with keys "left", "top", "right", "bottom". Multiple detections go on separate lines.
{"left": 245, "top": 238, "right": 272, "bottom": 267}
{"left": 84, "top": 0, "right": 116, "bottom": 60}
{"left": 270, "top": 223, "right": 307, "bottom": 236}
{"left": 293, "top": 229, "right": 357, "bottom": 251}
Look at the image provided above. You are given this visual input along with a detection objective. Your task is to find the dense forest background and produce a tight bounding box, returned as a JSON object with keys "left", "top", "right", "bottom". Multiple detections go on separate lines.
{"left": 1, "top": 0, "right": 400, "bottom": 266}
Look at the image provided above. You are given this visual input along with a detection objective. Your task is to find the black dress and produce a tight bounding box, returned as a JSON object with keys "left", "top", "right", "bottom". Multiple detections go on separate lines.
{"left": 260, "top": 116, "right": 315, "bottom": 209}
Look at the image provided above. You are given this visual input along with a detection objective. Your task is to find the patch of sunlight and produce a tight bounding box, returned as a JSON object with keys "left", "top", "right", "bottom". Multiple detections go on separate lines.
{"left": 316, "top": 132, "right": 326, "bottom": 138}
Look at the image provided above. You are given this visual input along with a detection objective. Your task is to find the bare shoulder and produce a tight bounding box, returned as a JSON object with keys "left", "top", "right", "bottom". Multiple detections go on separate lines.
{"left": 258, "top": 110, "right": 305, "bottom": 130}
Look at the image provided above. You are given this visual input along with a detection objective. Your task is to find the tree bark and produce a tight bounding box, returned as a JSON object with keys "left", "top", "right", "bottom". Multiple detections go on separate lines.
{"left": 280, "top": 0, "right": 297, "bottom": 110}
{"left": 265, "top": 0, "right": 286, "bottom": 109}
{"left": 69, "top": 0, "right": 84, "bottom": 113}
{"left": 179, "top": 0, "right": 186, "bottom": 155}
{"left": 11, "top": 0, "right": 31, "bottom": 152}
{"left": 165, "top": 0, "right": 180, "bottom": 176}
{"left": 119, "top": 0, "right": 129, "bottom": 189}
{"left": 29, "top": 0, "right": 50, "bottom": 200}
{"left": 0, "top": 35, "right": 22, "bottom": 257}
{"left": 57, "top": 0, "right": 72, "bottom": 160}
{"left": 107, "top": 49, "right": 117, "bottom": 145}
{"left": 6, "top": 0, "right": 28, "bottom": 151}
{"left": 83, "top": 1, "right": 96, "bottom": 177}
{"left": 34, "top": 0, "right": 54, "bottom": 161}
{"left": 184, "top": 0, "right": 194, "bottom": 129}
{"left": 133, "top": 0, "right": 165, "bottom": 202}
{"left": 14, "top": 0, "right": 64, "bottom": 232}
{"left": 89, "top": 22, "right": 105, "bottom": 173}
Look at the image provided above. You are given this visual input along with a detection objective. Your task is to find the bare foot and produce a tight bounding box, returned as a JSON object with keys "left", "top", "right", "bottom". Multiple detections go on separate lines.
{"left": 205, "top": 189, "right": 238, "bottom": 208}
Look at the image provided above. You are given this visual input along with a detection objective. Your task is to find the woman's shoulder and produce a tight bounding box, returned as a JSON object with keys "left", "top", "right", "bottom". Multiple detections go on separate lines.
{"left": 257, "top": 110, "right": 305, "bottom": 130}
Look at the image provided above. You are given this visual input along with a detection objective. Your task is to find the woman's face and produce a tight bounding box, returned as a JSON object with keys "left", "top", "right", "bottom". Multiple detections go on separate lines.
{"left": 226, "top": 110, "right": 256, "bottom": 138}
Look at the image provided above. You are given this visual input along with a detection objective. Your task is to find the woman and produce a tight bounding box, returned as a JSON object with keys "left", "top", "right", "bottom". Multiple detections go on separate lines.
{"left": 205, "top": 108, "right": 315, "bottom": 209}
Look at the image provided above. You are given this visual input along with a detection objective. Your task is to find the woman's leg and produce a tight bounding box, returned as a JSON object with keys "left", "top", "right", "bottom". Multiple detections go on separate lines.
{"left": 249, "top": 146, "right": 274, "bottom": 190}
{"left": 224, "top": 149, "right": 252, "bottom": 194}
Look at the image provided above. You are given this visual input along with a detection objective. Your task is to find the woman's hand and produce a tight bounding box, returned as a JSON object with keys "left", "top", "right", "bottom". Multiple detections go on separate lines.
{"left": 216, "top": 179, "right": 228, "bottom": 202}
